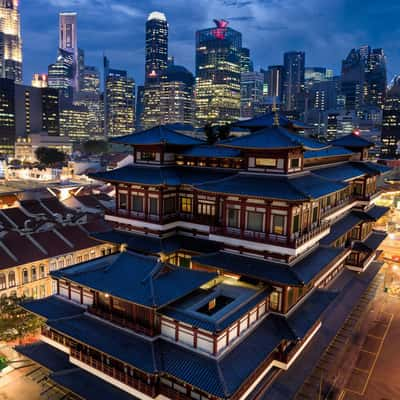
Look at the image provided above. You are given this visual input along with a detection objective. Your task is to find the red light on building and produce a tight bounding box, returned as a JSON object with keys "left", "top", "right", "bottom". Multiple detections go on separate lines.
{"left": 212, "top": 19, "right": 229, "bottom": 40}
{"left": 148, "top": 70, "right": 158, "bottom": 78}
{"left": 353, "top": 129, "right": 361, "bottom": 136}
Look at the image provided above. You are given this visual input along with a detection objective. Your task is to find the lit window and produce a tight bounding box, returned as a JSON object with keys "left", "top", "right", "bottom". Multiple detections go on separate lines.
{"left": 0, "top": 274, "right": 6, "bottom": 290}
{"left": 291, "top": 158, "right": 300, "bottom": 169}
{"left": 8, "top": 272, "right": 15, "bottom": 288}
{"left": 272, "top": 214, "right": 285, "bottom": 235}
{"left": 22, "top": 268, "right": 29, "bottom": 284}
{"left": 180, "top": 197, "right": 192, "bottom": 213}
{"left": 255, "top": 158, "right": 276, "bottom": 167}
{"left": 118, "top": 193, "right": 127, "bottom": 210}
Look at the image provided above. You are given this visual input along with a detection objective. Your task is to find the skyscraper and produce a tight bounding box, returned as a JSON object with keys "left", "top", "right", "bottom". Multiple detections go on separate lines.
{"left": 32, "top": 73, "right": 48, "bottom": 88}
{"left": 240, "top": 71, "right": 264, "bottom": 119}
{"left": 283, "top": 51, "right": 305, "bottom": 112}
{"left": 75, "top": 66, "right": 103, "bottom": 138}
{"left": 104, "top": 57, "right": 135, "bottom": 138}
{"left": 381, "top": 76, "right": 400, "bottom": 158}
{"left": 59, "top": 12, "right": 79, "bottom": 93}
{"left": 0, "top": 78, "right": 60, "bottom": 154}
{"left": 341, "top": 46, "right": 387, "bottom": 112}
{"left": 48, "top": 48, "right": 74, "bottom": 103}
{"left": 264, "top": 65, "right": 284, "bottom": 103}
{"left": 145, "top": 11, "right": 168, "bottom": 84}
{"left": 0, "top": 0, "right": 22, "bottom": 82}
{"left": 195, "top": 19, "right": 242, "bottom": 126}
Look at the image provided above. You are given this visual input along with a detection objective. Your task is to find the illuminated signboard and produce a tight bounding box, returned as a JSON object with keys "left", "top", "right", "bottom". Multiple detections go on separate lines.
{"left": 212, "top": 19, "right": 229, "bottom": 40}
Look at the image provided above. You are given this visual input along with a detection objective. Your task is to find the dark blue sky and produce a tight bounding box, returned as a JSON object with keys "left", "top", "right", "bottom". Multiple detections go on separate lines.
{"left": 21, "top": 0, "right": 400, "bottom": 86}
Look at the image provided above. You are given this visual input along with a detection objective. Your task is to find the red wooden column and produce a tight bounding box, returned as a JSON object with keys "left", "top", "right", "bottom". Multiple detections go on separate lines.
{"left": 56, "top": 279, "right": 60, "bottom": 295}
{"left": 287, "top": 206, "right": 293, "bottom": 244}
{"left": 265, "top": 201, "right": 271, "bottom": 236}
{"left": 128, "top": 185, "right": 132, "bottom": 216}
{"left": 159, "top": 188, "right": 164, "bottom": 223}
{"left": 68, "top": 282, "right": 71, "bottom": 300}
{"left": 80, "top": 287, "right": 83, "bottom": 304}
{"left": 115, "top": 184, "right": 119, "bottom": 215}
{"left": 144, "top": 187, "right": 149, "bottom": 221}
{"left": 240, "top": 197, "right": 247, "bottom": 235}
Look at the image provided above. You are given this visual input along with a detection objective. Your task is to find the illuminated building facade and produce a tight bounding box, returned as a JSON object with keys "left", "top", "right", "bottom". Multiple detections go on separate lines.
{"left": 75, "top": 66, "right": 103, "bottom": 138}
{"left": 48, "top": 48, "right": 74, "bottom": 103}
{"left": 283, "top": 51, "right": 305, "bottom": 112}
{"left": 240, "top": 71, "right": 264, "bottom": 119}
{"left": 60, "top": 104, "right": 90, "bottom": 140}
{"left": 341, "top": 46, "right": 387, "bottom": 112}
{"left": 32, "top": 73, "right": 48, "bottom": 88}
{"left": 195, "top": 20, "right": 242, "bottom": 126}
{"left": 145, "top": 11, "right": 168, "bottom": 84}
{"left": 104, "top": 57, "right": 135, "bottom": 138}
{"left": 0, "top": 78, "right": 60, "bottom": 154}
{"left": 381, "top": 76, "right": 400, "bottom": 158}
{"left": 0, "top": 0, "right": 22, "bottom": 83}
{"left": 59, "top": 12, "right": 79, "bottom": 93}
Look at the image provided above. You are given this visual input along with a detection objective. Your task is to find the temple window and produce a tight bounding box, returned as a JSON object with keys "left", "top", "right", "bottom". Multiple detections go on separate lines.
{"left": 290, "top": 158, "right": 300, "bottom": 169}
{"left": 292, "top": 214, "right": 300, "bottom": 233}
{"left": 8, "top": 271, "right": 15, "bottom": 288}
{"left": 198, "top": 201, "right": 215, "bottom": 216}
{"left": 164, "top": 197, "right": 176, "bottom": 214}
{"left": 227, "top": 207, "right": 240, "bottom": 228}
{"left": 353, "top": 182, "right": 363, "bottom": 196}
{"left": 140, "top": 152, "right": 157, "bottom": 161}
{"left": 131, "top": 195, "right": 144, "bottom": 213}
{"left": 149, "top": 197, "right": 158, "bottom": 215}
{"left": 39, "top": 265, "right": 45, "bottom": 279}
{"left": 118, "top": 193, "right": 128, "bottom": 210}
{"left": 255, "top": 158, "right": 276, "bottom": 168}
{"left": 312, "top": 206, "right": 319, "bottom": 223}
{"left": 180, "top": 197, "right": 192, "bottom": 213}
{"left": 0, "top": 274, "right": 6, "bottom": 290}
{"left": 246, "top": 211, "right": 264, "bottom": 232}
{"left": 31, "top": 266, "right": 37, "bottom": 281}
{"left": 271, "top": 214, "right": 285, "bottom": 235}
{"left": 270, "top": 288, "right": 282, "bottom": 311}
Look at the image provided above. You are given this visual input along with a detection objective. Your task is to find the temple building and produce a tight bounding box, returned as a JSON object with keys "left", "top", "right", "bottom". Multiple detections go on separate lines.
{"left": 17, "top": 116, "right": 390, "bottom": 400}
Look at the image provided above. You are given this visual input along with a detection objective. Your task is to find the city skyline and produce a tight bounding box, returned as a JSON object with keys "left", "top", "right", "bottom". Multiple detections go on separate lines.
{"left": 21, "top": 0, "right": 400, "bottom": 86}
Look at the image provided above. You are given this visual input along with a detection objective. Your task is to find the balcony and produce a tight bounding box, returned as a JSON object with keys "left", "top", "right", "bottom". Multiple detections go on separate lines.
{"left": 211, "top": 221, "right": 330, "bottom": 249}
{"left": 87, "top": 306, "right": 156, "bottom": 337}
{"left": 70, "top": 349, "right": 156, "bottom": 397}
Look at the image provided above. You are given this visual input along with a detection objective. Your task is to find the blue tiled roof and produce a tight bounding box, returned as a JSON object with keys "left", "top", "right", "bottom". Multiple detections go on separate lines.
{"left": 195, "top": 172, "right": 347, "bottom": 200}
{"left": 49, "top": 313, "right": 156, "bottom": 373}
{"left": 361, "top": 231, "right": 387, "bottom": 252}
{"left": 231, "top": 113, "right": 306, "bottom": 130}
{"left": 193, "top": 246, "right": 345, "bottom": 286}
{"left": 162, "top": 289, "right": 271, "bottom": 332}
{"left": 292, "top": 246, "right": 347, "bottom": 285}
{"left": 50, "top": 368, "right": 139, "bottom": 400}
{"left": 21, "top": 296, "right": 85, "bottom": 320}
{"left": 330, "top": 134, "right": 374, "bottom": 148}
{"left": 220, "top": 126, "right": 327, "bottom": 150}
{"left": 15, "top": 341, "right": 71, "bottom": 372}
{"left": 110, "top": 125, "right": 203, "bottom": 146}
{"left": 304, "top": 146, "right": 353, "bottom": 159}
{"left": 92, "top": 230, "right": 222, "bottom": 255}
{"left": 286, "top": 289, "right": 338, "bottom": 339}
{"left": 51, "top": 251, "right": 216, "bottom": 308}
{"left": 90, "top": 165, "right": 235, "bottom": 186}
{"left": 182, "top": 145, "right": 242, "bottom": 158}
{"left": 364, "top": 162, "right": 392, "bottom": 174}
{"left": 312, "top": 162, "right": 382, "bottom": 182}
{"left": 365, "top": 205, "right": 390, "bottom": 221}
{"left": 320, "top": 212, "right": 367, "bottom": 246}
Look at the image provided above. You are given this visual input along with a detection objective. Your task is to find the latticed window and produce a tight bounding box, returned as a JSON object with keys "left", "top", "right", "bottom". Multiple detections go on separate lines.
{"left": 22, "top": 268, "right": 29, "bottom": 284}
{"left": 8, "top": 271, "right": 15, "bottom": 288}
{"left": 180, "top": 197, "right": 192, "bottom": 213}
{"left": 0, "top": 274, "right": 6, "bottom": 290}
{"left": 31, "top": 266, "right": 37, "bottom": 281}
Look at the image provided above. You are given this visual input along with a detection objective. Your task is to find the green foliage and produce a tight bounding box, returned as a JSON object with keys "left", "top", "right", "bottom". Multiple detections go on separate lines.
{"left": 204, "top": 123, "right": 217, "bottom": 145}
{"left": 35, "top": 147, "right": 66, "bottom": 167}
{"left": 83, "top": 140, "right": 109, "bottom": 155}
{"left": 0, "top": 295, "right": 43, "bottom": 343}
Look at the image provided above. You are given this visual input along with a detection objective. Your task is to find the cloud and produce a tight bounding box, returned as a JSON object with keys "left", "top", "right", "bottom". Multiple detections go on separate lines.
{"left": 110, "top": 4, "right": 144, "bottom": 18}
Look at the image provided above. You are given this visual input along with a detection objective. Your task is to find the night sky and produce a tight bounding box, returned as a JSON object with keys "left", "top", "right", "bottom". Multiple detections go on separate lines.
{"left": 21, "top": 0, "right": 400, "bottom": 86}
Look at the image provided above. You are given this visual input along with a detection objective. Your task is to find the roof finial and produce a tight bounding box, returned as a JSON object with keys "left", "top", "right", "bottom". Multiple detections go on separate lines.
{"left": 272, "top": 96, "right": 279, "bottom": 127}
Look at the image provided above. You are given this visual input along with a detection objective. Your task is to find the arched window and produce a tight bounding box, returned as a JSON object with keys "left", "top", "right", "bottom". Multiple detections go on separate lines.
{"left": 8, "top": 271, "right": 15, "bottom": 288}
{"left": 31, "top": 266, "right": 37, "bottom": 281}
{"left": 0, "top": 274, "right": 6, "bottom": 290}
{"left": 39, "top": 265, "right": 45, "bottom": 279}
{"left": 22, "top": 268, "right": 29, "bottom": 284}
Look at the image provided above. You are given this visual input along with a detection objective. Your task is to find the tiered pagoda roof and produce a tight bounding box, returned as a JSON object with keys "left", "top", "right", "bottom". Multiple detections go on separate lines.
{"left": 231, "top": 113, "right": 307, "bottom": 131}
{"left": 110, "top": 125, "right": 203, "bottom": 146}
{"left": 330, "top": 134, "right": 374, "bottom": 149}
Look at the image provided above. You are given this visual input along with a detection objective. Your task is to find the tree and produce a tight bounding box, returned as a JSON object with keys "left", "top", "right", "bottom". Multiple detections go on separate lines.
{"left": 35, "top": 147, "right": 66, "bottom": 167}
{"left": 0, "top": 295, "right": 43, "bottom": 343}
{"left": 204, "top": 123, "right": 217, "bottom": 145}
{"left": 83, "top": 140, "right": 108, "bottom": 155}
{"left": 217, "top": 124, "right": 231, "bottom": 140}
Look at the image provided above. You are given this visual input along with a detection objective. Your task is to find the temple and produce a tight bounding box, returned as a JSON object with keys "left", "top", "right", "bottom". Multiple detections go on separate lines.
{"left": 16, "top": 116, "right": 391, "bottom": 400}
